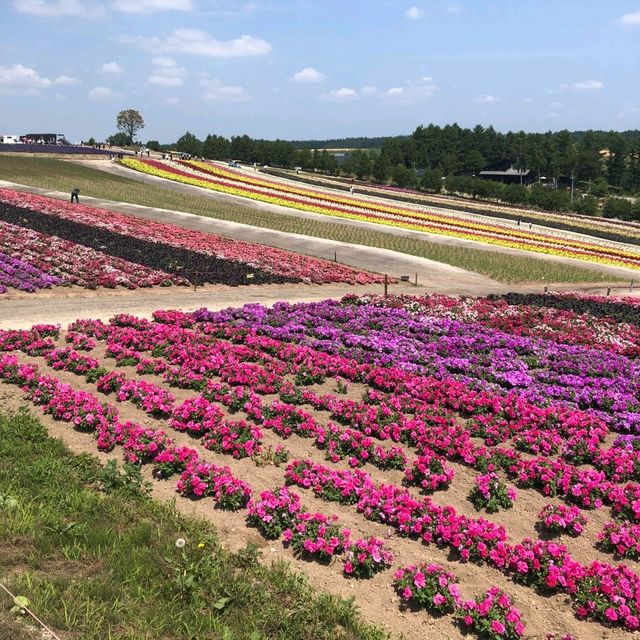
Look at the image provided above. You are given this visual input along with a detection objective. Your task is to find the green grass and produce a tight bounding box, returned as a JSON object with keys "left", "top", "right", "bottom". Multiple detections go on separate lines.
{"left": 0, "top": 156, "right": 626, "bottom": 284}
{"left": 0, "top": 409, "right": 387, "bottom": 640}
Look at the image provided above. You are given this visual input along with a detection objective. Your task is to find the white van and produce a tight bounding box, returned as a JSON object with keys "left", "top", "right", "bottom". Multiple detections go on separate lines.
{"left": 0, "top": 135, "right": 21, "bottom": 144}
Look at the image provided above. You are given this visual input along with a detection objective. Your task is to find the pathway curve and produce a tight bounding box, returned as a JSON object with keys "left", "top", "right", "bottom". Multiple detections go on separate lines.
{"left": 66, "top": 160, "right": 640, "bottom": 281}
{"left": 0, "top": 178, "right": 500, "bottom": 287}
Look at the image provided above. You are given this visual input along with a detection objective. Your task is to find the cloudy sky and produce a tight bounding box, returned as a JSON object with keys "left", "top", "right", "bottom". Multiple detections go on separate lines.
{"left": 1, "top": 0, "right": 639, "bottom": 142}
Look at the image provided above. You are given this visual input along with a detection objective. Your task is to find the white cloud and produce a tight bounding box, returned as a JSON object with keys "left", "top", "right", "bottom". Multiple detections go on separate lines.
{"left": 619, "top": 10, "right": 640, "bottom": 26}
{"left": 445, "top": 5, "right": 463, "bottom": 14}
{"left": 12, "top": 0, "right": 100, "bottom": 16}
{"left": 571, "top": 79, "right": 603, "bottom": 90}
{"left": 405, "top": 6, "right": 425, "bottom": 19}
{"left": 0, "top": 63, "right": 77, "bottom": 95}
{"left": 473, "top": 94, "right": 499, "bottom": 104}
{"left": 319, "top": 76, "right": 436, "bottom": 105}
{"left": 54, "top": 75, "right": 79, "bottom": 85}
{"left": 320, "top": 87, "right": 358, "bottom": 102}
{"left": 100, "top": 61, "right": 123, "bottom": 74}
{"left": 524, "top": 97, "right": 534, "bottom": 103}
{"left": 200, "top": 76, "right": 251, "bottom": 102}
{"left": 291, "top": 67, "right": 325, "bottom": 83}
{"left": 549, "top": 101, "right": 564, "bottom": 109}
{"left": 382, "top": 75, "right": 436, "bottom": 104}
{"left": 166, "top": 96, "right": 180, "bottom": 105}
{"left": 122, "top": 29, "right": 272, "bottom": 57}
{"left": 111, "top": 0, "right": 193, "bottom": 12}
{"left": 88, "top": 85, "right": 118, "bottom": 100}
{"left": 148, "top": 56, "right": 186, "bottom": 87}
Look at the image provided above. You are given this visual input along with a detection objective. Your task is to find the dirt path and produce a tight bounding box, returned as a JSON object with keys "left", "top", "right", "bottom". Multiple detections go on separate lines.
{"left": 3, "top": 277, "right": 638, "bottom": 331}
{"left": 61, "top": 160, "right": 640, "bottom": 281}
{"left": 0, "top": 178, "right": 503, "bottom": 287}
{"left": 0, "top": 331, "right": 621, "bottom": 640}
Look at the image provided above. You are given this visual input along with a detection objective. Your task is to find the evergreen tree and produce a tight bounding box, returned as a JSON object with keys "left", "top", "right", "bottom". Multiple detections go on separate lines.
{"left": 372, "top": 153, "right": 390, "bottom": 183}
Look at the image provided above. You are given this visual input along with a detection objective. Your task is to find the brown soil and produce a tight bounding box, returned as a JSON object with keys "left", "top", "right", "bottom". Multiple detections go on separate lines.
{"left": 0, "top": 328, "right": 634, "bottom": 640}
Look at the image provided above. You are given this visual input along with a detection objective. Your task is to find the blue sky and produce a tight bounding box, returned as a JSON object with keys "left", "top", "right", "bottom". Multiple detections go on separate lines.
{"left": 1, "top": 0, "right": 639, "bottom": 142}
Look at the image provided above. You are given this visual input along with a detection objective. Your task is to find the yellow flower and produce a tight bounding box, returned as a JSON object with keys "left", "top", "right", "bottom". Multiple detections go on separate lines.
{"left": 198, "top": 542, "right": 206, "bottom": 549}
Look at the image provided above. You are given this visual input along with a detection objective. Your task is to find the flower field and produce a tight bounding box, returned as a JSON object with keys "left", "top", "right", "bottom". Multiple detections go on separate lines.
{"left": 121, "top": 157, "right": 640, "bottom": 272}
{"left": 264, "top": 166, "right": 640, "bottom": 246}
{"left": 0, "top": 189, "right": 381, "bottom": 293}
{"left": 3, "top": 292, "right": 640, "bottom": 639}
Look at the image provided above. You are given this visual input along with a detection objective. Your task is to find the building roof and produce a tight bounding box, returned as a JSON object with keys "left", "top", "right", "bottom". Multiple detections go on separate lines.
{"left": 479, "top": 167, "right": 531, "bottom": 177}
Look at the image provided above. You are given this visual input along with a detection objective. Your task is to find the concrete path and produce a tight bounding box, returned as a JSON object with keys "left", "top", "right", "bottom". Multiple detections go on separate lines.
{"left": 0, "top": 179, "right": 499, "bottom": 289}
{"left": 64, "top": 160, "right": 640, "bottom": 282}
{"left": 2, "top": 278, "right": 637, "bottom": 331}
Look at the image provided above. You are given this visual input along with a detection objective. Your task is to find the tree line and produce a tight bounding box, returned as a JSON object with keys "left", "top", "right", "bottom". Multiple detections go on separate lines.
{"left": 163, "top": 125, "right": 640, "bottom": 195}
{"left": 104, "top": 110, "right": 640, "bottom": 219}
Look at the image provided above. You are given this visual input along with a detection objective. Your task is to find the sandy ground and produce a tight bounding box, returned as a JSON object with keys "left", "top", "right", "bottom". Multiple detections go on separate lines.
{"left": 28, "top": 160, "right": 640, "bottom": 281}
{"left": 2, "top": 280, "right": 638, "bottom": 331}
{"left": 0, "top": 171, "right": 637, "bottom": 638}
{"left": 0, "top": 330, "right": 631, "bottom": 640}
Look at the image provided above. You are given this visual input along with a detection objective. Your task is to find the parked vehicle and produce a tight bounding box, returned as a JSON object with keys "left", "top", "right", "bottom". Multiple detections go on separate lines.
{"left": 0, "top": 135, "right": 21, "bottom": 144}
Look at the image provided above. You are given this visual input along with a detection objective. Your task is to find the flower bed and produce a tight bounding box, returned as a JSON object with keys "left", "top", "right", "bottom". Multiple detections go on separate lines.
{"left": 0, "top": 188, "right": 382, "bottom": 286}
{"left": 120, "top": 158, "right": 640, "bottom": 271}
{"left": 2, "top": 292, "right": 640, "bottom": 637}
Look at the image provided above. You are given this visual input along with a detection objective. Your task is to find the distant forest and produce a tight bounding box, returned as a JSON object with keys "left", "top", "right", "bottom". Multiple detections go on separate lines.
{"left": 157, "top": 125, "right": 640, "bottom": 202}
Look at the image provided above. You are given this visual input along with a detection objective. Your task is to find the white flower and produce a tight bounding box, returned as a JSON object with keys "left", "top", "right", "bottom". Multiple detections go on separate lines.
{"left": 175, "top": 538, "right": 186, "bottom": 548}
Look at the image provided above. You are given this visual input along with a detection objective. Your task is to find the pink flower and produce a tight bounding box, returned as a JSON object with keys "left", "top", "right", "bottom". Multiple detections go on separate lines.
{"left": 491, "top": 620, "right": 506, "bottom": 634}
{"left": 413, "top": 571, "right": 426, "bottom": 589}
{"left": 605, "top": 607, "right": 618, "bottom": 622}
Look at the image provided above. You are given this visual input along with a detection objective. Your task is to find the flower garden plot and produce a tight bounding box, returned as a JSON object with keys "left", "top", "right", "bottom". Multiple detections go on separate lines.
{"left": 2, "top": 294, "right": 640, "bottom": 638}
{"left": 0, "top": 219, "right": 183, "bottom": 291}
{"left": 195, "top": 298, "right": 640, "bottom": 434}
{"left": 121, "top": 157, "right": 640, "bottom": 271}
{"left": 353, "top": 293, "right": 640, "bottom": 357}
{"left": 499, "top": 292, "right": 640, "bottom": 328}
{"left": 0, "top": 189, "right": 382, "bottom": 285}
{"left": 0, "top": 199, "right": 298, "bottom": 287}
{"left": 0, "top": 249, "right": 62, "bottom": 293}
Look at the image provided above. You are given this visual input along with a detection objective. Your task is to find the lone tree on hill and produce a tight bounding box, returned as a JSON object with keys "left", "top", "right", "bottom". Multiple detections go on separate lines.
{"left": 116, "top": 109, "right": 145, "bottom": 145}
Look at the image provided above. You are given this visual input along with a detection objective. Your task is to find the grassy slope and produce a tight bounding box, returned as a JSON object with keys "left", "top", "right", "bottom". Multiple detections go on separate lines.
{"left": 0, "top": 409, "right": 386, "bottom": 640}
{"left": 0, "top": 156, "right": 623, "bottom": 284}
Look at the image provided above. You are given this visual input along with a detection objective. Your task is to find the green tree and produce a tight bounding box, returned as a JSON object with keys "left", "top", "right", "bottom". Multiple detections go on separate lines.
{"left": 441, "top": 151, "right": 460, "bottom": 176}
{"left": 202, "top": 134, "right": 231, "bottom": 160}
{"left": 355, "top": 151, "right": 373, "bottom": 180}
{"left": 421, "top": 168, "right": 442, "bottom": 192}
{"left": 146, "top": 140, "right": 161, "bottom": 151}
{"left": 297, "top": 148, "right": 314, "bottom": 171}
{"left": 590, "top": 177, "right": 609, "bottom": 198}
{"left": 575, "top": 130, "right": 602, "bottom": 181}
{"left": 176, "top": 131, "right": 202, "bottom": 156}
{"left": 372, "top": 153, "right": 390, "bottom": 183}
{"left": 392, "top": 164, "right": 416, "bottom": 188}
{"left": 116, "top": 109, "right": 145, "bottom": 145}
{"left": 230, "top": 135, "right": 254, "bottom": 163}
{"left": 107, "top": 132, "right": 130, "bottom": 147}
{"left": 607, "top": 134, "right": 627, "bottom": 188}
{"left": 463, "top": 150, "right": 485, "bottom": 174}
{"left": 602, "top": 197, "right": 634, "bottom": 220}
{"left": 572, "top": 195, "right": 598, "bottom": 215}
{"left": 502, "top": 184, "right": 527, "bottom": 204}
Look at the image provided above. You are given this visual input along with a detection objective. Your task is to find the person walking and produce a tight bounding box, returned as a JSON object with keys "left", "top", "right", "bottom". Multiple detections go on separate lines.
{"left": 70, "top": 188, "right": 80, "bottom": 204}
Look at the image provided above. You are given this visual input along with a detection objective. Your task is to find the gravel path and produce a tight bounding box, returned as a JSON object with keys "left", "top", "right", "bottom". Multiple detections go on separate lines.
{"left": 64, "top": 160, "right": 640, "bottom": 281}
{"left": 0, "top": 178, "right": 500, "bottom": 288}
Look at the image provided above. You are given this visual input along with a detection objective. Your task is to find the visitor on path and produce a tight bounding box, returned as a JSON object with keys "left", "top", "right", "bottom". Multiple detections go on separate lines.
{"left": 70, "top": 188, "right": 80, "bottom": 204}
